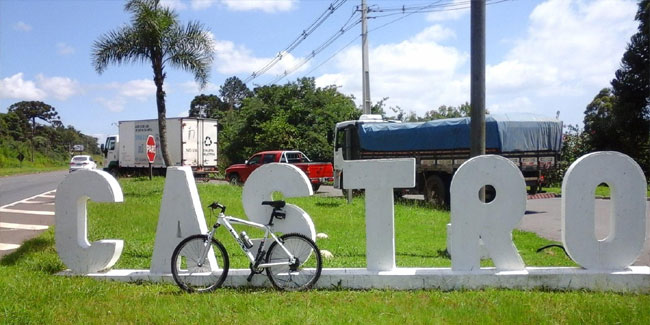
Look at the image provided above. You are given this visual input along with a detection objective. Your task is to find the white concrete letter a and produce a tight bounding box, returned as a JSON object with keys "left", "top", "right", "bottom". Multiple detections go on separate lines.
{"left": 150, "top": 167, "right": 209, "bottom": 274}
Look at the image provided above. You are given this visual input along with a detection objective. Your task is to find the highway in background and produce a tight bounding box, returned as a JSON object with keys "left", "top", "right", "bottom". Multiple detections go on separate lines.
{"left": 0, "top": 170, "right": 67, "bottom": 206}
{"left": 0, "top": 170, "right": 66, "bottom": 257}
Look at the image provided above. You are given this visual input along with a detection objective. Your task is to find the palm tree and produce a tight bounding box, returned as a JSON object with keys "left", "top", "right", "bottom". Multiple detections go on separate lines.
{"left": 92, "top": 0, "right": 214, "bottom": 166}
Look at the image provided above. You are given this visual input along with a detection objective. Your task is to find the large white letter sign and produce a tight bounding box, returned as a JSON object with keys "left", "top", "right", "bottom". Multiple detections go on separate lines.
{"left": 150, "top": 167, "right": 211, "bottom": 274}
{"left": 341, "top": 158, "right": 415, "bottom": 271}
{"left": 242, "top": 163, "right": 315, "bottom": 240}
{"left": 450, "top": 155, "right": 526, "bottom": 272}
{"left": 55, "top": 170, "right": 124, "bottom": 274}
{"left": 562, "top": 151, "right": 647, "bottom": 270}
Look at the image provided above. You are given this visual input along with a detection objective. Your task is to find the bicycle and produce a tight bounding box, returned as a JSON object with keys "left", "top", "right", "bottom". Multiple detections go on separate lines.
{"left": 171, "top": 200, "right": 323, "bottom": 292}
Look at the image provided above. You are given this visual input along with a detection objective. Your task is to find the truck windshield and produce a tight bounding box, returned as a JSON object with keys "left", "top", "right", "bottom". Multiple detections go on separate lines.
{"left": 335, "top": 129, "right": 345, "bottom": 150}
{"left": 105, "top": 138, "right": 116, "bottom": 151}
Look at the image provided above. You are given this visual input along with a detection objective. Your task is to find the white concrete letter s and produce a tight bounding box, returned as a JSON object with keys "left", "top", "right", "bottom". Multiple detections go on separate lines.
{"left": 242, "top": 163, "right": 316, "bottom": 240}
{"left": 55, "top": 170, "right": 124, "bottom": 274}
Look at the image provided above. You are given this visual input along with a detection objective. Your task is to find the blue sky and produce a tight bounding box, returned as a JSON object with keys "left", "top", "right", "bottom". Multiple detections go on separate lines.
{"left": 0, "top": 0, "right": 639, "bottom": 145}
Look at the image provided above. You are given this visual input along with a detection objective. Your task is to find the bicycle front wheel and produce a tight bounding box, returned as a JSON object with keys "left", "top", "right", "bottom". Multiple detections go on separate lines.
{"left": 265, "top": 233, "right": 322, "bottom": 291}
{"left": 171, "top": 234, "right": 229, "bottom": 293}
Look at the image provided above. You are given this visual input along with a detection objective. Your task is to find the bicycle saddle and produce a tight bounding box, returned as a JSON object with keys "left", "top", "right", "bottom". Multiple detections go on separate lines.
{"left": 261, "top": 200, "right": 286, "bottom": 209}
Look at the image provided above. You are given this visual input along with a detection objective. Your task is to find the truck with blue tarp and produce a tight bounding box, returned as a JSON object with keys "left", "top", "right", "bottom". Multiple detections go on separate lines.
{"left": 333, "top": 113, "right": 563, "bottom": 206}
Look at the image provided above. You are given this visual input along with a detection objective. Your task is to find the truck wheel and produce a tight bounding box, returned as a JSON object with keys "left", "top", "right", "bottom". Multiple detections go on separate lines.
{"left": 312, "top": 183, "right": 321, "bottom": 192}
{"left": 424, "top": 175, "right": 447, "bottom": 207}
{"left": 228, "top": 174, "right": 240, "bottom": 186}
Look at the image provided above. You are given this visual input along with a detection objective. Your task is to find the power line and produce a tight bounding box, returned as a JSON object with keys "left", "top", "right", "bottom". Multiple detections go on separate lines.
{"left": 242, "top": 0, "right": 349, "bottom": 84}
{"left": 368, "top": 0, "right": 510, "bottom": 31}
{"left": 301, "top": 34, "right": 361, "bottom": 79}
{"left": 267, "top": 17, "right": 361, "bottom": 85}
{"left": 269, "top": 0, "right": 512, "bottom": 84}
{"left": 369, "top": 0, "right": 505, "bottom": 14}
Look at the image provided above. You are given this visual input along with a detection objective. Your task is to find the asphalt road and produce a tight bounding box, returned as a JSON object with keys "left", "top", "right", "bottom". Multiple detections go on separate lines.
{"left": 1, "top": 170, "right": 65, "bottom": 257}
{"left": 521, "top": 197, "right": 650, "bottom": 266}
{"left": 0, "top": 170, "right": 68, "bottom": 206}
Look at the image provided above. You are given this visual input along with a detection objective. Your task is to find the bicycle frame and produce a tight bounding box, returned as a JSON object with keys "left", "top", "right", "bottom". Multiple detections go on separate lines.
{"left": 197, "top": 212, "right": 297, "bottom": 269}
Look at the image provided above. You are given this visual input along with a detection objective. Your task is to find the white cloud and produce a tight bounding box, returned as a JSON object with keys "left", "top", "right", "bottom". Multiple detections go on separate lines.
{"left": 95, "top": 97, "right": 127, "bottom": 113}
{"left": 221, "top": 0, "right": 295, "bottom": 13}
{"left": 180, "top": 80, "right": 219, "bottom": 94}
{"left": 191, "top": 0, "right": 217, "bottom": 10}
{"left": 161, "top": 0, "right": 187, "bottom": 10}
{"left": 485, "top": 0, "right": 637, "bottom": 120}
{"left": 0, "top": 73, "right": 81, "bottom": 101}
{"left": 36, "top": 74, "right": 81, "bottom": 100}
{"left": 316, "top": 25, "right": 469, "bottom": 113}
{"left": 411, "top": 25, "right": 456, "bottom": 43}
{"left": 95, "top": 79, "right": 158, "bottom": 112}
{"left": 118, "top": 79, "right": 156, "bottom": 100}
{"left": 13, "top": 21, "right": 32, "bottom": 32}
{"left": 56, "top": 42, "right": 75, "bottom": 56}
{"left": 211, "top": 37, "right": 308, "bottom": 77}
{"left": 426, "top": 0, "right": 470, "bottom": 22}
{"left": 487, "top": 96, "right": 534, "bottom": 114}
{"left": 0, "top": 73, "right": 46, "bottom": 100}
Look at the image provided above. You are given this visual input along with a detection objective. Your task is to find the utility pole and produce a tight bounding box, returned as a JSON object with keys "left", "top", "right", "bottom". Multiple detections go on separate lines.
{"left": 470, "top": 0, "right": 486, "bottom": 158}
{"left": 361, "top": 0, "right": 371, "bottom": 114}
{"left": 471, "top": 0, "right": 486, "bottom": 201}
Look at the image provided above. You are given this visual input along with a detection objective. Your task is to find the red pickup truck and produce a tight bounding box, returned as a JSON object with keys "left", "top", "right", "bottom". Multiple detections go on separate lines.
{"left": 225, "top": 150, "right": 334, "bottom": 191}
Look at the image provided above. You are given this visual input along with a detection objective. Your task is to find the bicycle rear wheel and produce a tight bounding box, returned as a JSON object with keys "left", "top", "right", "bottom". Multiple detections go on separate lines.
{"left": 265, "top": 233, "right": 322, "bottom": 291}
{"left": 171, "top": 234, "right": 229, "bottom": 293}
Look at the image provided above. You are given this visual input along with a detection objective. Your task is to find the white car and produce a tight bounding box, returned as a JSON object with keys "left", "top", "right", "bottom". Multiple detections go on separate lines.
{"left": 69, "top": 155, "right": 97, "bottom": 172}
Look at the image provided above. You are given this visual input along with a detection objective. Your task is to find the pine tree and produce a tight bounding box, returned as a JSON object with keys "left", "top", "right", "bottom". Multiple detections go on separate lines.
{"left": 610, "top": 0, "right": 649, "bottom": 173}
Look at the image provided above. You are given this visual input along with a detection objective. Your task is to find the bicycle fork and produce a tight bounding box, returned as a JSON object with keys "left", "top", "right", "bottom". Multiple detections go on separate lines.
{"left": 197, "top": 227, "right": 218, "bottom": 268}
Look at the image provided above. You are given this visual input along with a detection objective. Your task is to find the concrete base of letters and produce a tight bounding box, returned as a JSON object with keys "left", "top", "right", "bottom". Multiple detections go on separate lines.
{"left": 58, "top": 266, "right": 650, "bottom": 292}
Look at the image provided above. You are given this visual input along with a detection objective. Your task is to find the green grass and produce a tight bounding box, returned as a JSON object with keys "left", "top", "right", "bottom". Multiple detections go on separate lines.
{"left": 544, "top": 185, "right": 650, "bottom": 198}
{"left": 0, "top": 165, "right": 67, "bottom": 177}
{"left": 1, "top": 177, "right": 648, "bottom": 323}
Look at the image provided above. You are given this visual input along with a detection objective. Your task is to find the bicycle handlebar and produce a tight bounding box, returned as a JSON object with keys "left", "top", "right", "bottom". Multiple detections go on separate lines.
{"left": 208, "top": 202, "right": 226, "bottom": 213}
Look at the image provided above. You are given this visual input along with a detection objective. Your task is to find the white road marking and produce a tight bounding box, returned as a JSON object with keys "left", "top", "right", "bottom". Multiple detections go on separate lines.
{"left": 1, "top": 190, "right": 57, "bottom": 209}
{"left": 0, "top": 189, "right": 57, "bottom": 255}
{"left": 18, "top": 200, "right": 54, "bottom": 205}
{"left": 0, "top": 243, "right": 20, "bottom": 251}
{"left": 0, "top": 208, "right": 54, "bottom": 216}
{"left": 0, "top": 222, "right": 49, "bottom": 230}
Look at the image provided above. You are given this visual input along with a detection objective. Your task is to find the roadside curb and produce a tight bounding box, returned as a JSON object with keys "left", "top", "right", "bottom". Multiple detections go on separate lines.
{"left": 527, "top": 193, "right": 650, "bottom": 201}
{"left": 527, "top": 193, "right": 559, "bottom": 200}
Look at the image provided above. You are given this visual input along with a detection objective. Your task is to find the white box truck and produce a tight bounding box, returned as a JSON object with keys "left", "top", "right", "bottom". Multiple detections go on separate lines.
{"left": 101, "top": 118, "right": 218, "bottom": 177}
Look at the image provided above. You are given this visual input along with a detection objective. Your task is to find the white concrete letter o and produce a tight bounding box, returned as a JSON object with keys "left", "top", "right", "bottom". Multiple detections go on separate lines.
{"left": 562, "top": 151, "right": 647, "bottom": 270}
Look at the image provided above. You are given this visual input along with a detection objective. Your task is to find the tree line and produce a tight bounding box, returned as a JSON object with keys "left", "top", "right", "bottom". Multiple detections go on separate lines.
{"left": 85, "top": 0, "right": 647, "bottom": 186}
{"left": 0, "top": 101, "right": 100, "bottom": 168}
{"left": 188, "top": 77, "right": 358, "bottom": 168}
{"left": 578, "top": 0, "right": 649, "bottom": 179}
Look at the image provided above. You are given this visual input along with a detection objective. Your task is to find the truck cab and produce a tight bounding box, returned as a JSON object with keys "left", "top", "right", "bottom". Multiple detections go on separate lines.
{"left": 101, "top": 135, "right": 119, "bottom": 174}
{"left": 333, "top": 114, "right": 395, "bottom": 189}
